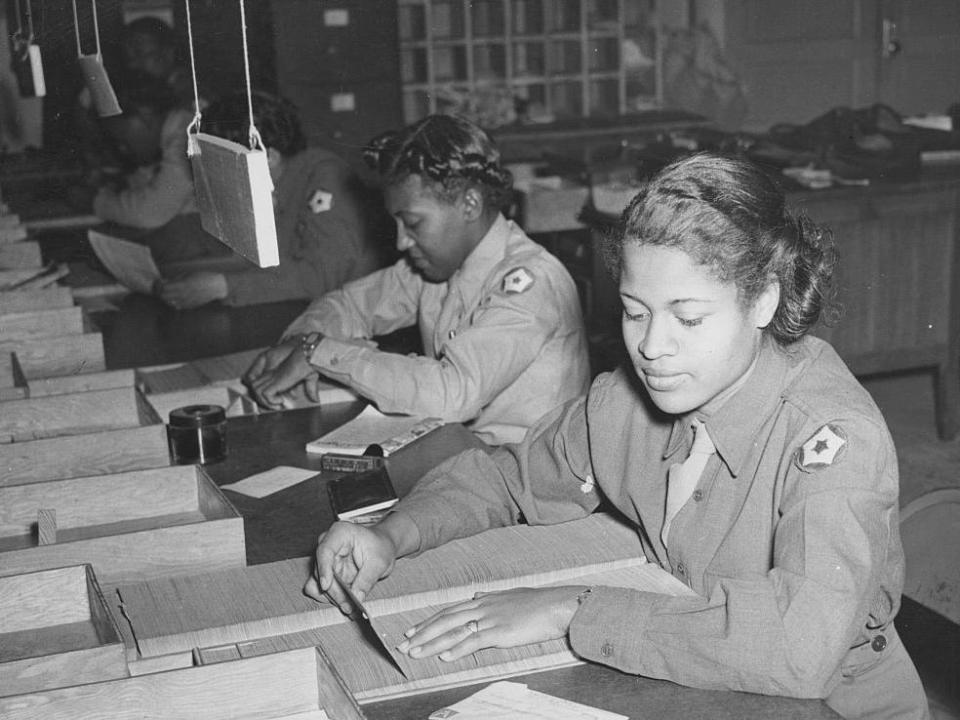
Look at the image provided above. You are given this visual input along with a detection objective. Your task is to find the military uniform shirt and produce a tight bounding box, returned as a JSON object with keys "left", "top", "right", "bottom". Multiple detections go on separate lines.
{"left": 224, "top": 148, "right": 383, "bottom": 305}
{"left": 93, "top": 108, "right": 197, "bottom": 229}
{"left": 283, "top": 213, "right": 590, "bottom": 445}
{"left": 392, "top": 336, "right": 927, "bottom": 717}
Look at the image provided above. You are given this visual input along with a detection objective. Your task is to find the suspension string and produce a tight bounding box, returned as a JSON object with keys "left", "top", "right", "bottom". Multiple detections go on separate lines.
{"left": 90, "top": 0, "right": 103, "bottom": 57}
{"left": 183, "top": 0, "right": 203, "bottom": 137}
{"left": 24, "top": 0, "right": 35, "bottom": 42}
{"left": 12, "top": 0, "right": 23, "bottom": 42}
{"left": 71, "top": 0, "right": 82, "bottom": 56}
{"left": 70, "top": 0, "right": 104, "bottom": 57}
{"left": 238, "top": 0, "right": 263, "bottom": 150}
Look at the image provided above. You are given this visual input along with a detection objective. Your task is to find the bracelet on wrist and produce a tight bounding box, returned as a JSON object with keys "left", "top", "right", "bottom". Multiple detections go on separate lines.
{"left": 299, "top": 332, "right": 323, "bottom": 362}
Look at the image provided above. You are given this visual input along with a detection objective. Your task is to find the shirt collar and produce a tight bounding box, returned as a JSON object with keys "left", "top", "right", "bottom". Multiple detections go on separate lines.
{"left": 447, "top": 213, "right": 510, "bottom": 302}
{"left": 663, "top": 337, "right": 791, "bottom": 477}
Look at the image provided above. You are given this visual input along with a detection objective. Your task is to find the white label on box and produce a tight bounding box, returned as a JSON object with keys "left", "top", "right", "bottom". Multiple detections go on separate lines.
{"left": 324, "top": 9, "right": 349, "bottom": 26}
{"left": 330, "top": 93, "right": 356, "bottom": 112}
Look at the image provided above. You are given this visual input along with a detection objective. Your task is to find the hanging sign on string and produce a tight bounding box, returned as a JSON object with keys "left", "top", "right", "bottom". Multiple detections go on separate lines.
{"left": 72, "top": 0, "right": 121, "bottom": 117}
{"left": 10, "top": 0, "right": 46, "bottom": 98}
{"left": 183, "top": 0, "right": 279, "bottom": 268}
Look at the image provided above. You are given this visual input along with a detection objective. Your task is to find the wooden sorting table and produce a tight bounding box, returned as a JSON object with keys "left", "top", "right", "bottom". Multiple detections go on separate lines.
{"left": 0, "top": 216, "right": 850, "bottom": 717}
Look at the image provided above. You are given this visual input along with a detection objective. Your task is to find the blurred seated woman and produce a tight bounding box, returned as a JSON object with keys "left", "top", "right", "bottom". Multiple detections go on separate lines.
{"left": 152, "top": 91, "right": 388, "bottom": 308}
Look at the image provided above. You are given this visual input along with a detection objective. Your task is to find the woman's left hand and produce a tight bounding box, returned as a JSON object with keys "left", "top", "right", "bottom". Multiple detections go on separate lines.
{"left": 156, "top": 272, "right": 228, "bottom": 309}
{"left": 396, "top": 585, "right": 587, "bottom": 663}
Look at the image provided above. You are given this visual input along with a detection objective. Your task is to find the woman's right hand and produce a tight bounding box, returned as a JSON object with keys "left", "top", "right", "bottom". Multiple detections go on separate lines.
{"left": 244, "top": 342, "right": 297, "bottom": 385}
{"left": 303, "top": 521, "right": 400, "bottom": 612}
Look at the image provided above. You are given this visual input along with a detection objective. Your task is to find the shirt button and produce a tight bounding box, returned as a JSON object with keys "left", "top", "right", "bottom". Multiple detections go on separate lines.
{"left": 329, "top": 357, "right": 339, "bottom": 366}
{"left": 600, "top": 642, "right": 614, "bottom": 657}
{"left": 692, "top": 489, "right": 703, "bottom": 501}
{"left": 676, "top": 562, "right": 685, "bottom": 575}
{"left": 871, "top": 635, "right": 887, "bottom": 652}
{"left": 448, "top": 330, "right": 457, "bottom": 339}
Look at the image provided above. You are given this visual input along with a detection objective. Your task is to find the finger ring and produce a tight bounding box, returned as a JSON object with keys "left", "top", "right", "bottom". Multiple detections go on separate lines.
{"left": 465, "top": 619, "right": 479, "bottom": 634}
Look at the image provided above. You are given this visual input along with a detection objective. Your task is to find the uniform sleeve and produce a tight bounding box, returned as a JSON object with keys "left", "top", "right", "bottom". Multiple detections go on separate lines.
{"left": 569, "top": 414, "right": 900, "bottom": 698}
{"left": 281, "top": 260, "right": 422, "bottom": 340}
{"left": 223, "top": 157, "right": 374, "bottom": 305}
{"left": 394, "top": 387, "right": 602, "bottom": 552}
{"left": 306, "top": 261, "right": 567, "bottom": 421}
{"left": 93, "top": 110, "right": 194, "bottom": 229}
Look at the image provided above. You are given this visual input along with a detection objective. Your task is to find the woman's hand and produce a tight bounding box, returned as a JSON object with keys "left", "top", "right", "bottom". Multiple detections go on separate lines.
{"left": 304, "top": 521, "right": 398, "bottom": 612}
{"left": 245, "top": 341, "right": 316, "bottom": 410}
{"left": 156, "top": 272, "right": 228, "bottom": 309}
{"left": 396, "top": 585, "right": 587, "bottom": 662}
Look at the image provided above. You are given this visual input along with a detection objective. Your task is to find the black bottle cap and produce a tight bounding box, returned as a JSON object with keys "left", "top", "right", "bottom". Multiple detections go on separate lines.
{"left": 168, "top": 404, "right": 226, "bottom": 428}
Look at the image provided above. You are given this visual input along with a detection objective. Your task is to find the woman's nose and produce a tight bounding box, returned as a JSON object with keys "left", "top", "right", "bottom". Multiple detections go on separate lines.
{"left": 395, "top": 222, "right": 414, "bottom": 252}
{"left": 638, "top": 316, "right": 678, "bottom": 360}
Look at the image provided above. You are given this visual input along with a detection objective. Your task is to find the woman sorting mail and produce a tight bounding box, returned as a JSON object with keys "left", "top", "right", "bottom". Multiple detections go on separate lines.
{"left": 305, "top": 153, "right": 929, "bottom": 720}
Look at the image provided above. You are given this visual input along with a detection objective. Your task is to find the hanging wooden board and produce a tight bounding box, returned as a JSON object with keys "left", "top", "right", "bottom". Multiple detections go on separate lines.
{"left": 189, "top": 133, "right": 279, "bottom": 268}
{"left": 77, "top": 54, "right": 121, "bottom": 117}
{"left": 0, "top": 465, "right": 245, "bottom": 584}
{"left": 0, "top": 564, "right": 127, "bottom": 697}
{"left": 0, "top": 424, "right": 170, "bottom": 488}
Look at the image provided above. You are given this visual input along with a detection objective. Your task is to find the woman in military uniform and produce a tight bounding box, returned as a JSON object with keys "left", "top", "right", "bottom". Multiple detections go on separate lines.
{"left": 306, "top": 153, "right": 928, "bottom": 718}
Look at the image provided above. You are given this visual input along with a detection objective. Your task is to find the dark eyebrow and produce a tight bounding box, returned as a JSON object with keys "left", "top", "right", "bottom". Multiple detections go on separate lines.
{"left": 620, "top": 291, "right": 711, "bottom": 306}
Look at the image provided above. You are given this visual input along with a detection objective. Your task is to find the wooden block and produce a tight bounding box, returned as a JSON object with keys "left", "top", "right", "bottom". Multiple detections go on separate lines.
{"left": 146, "top": 385, "right": 246, "bottom": 422}
{"left": 0, "top": 424, "right": 170, "bottom": 487}
{"left": 0, "top": 286, "right": 74, "bottom": 314}
{"left": 190, "top": 132, "right": 280, "bottom": 268}
{"left": 0, "top": 646, "right": 360, "bottom": 720}
{"left": 0, "top": 306, "right": 84, "bottom": 342}
{"left": 0, "top": 465, "right": 245, "bottom": 583}
{"left": 25, "top": 367, "right": 136, "bottom": 398}
{"left": 0, "top": 240, "right": 42, "bottom": 268}
{"left": 0, "top": 564, "right": 127, "bottom": 697}
{"left": 108, "top": 513, "right": 661, "bottom": 659}
{"left": 36, "top": 508, "right": 57, "bottom": 545}
{"left": 238, "top": 563, "right": 695, "bottom": 702}
{"left": 0, "top": 386, "right": 160, "bottom": 443}
{"left": 0, "top": 225, "right": 28, "bottom": 244}
{"left": 0, "top": 332, "right": 106, "bottom": 382}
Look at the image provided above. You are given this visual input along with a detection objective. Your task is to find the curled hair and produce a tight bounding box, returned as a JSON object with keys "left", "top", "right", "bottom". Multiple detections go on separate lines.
{"left": 363, "top": 114, "right": 513, "bottom": 209}
{"left": 604, "top": 153, "right": 839, "bottom": 344}
{"left": 202, "top": 91, "right": 306, "bottom": 158}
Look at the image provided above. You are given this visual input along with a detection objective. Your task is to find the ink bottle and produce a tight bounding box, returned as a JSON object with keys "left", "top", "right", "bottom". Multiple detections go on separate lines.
{"left": 167, "top": 404, "right": 227, "bottom": 465}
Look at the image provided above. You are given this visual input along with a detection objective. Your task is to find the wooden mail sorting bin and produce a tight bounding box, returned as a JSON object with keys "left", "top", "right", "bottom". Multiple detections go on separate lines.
{"left": 0, "top": 240, "right": 42, "bottom": 268}
{"left": 0, "top": 332, "right": 106, "bottom": 395}
{"left": 0, "top": 353, "right": 134, "bottom": 402}
{"left": 0, "top": 386, "right": 161, "bottom": 443}
{"left": 0, "top": 564, "right": 127, "bottom": 697}
{"left": 0, "top": 424, "right": 170, "bottom": 487}
{"left": 0, "top": 465, "right": 245, "bottom": 583}
{"left": 0, "top": 306, "right": 85, "bottom": 342}
{"left": 0, "top": 286, "right": 73, "bottom": 315}
{"left": 0, "top": 646, "right": 362, "bottom": 720}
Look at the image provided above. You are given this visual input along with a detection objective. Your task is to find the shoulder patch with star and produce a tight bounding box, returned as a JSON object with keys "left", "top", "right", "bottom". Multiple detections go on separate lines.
{"left": 794, "top": 423, "right": 848, "bottom": 473}
{"left": 309, "top": 189, "right": 333, "bottom": 213}
{"left": 502, "top": 266, "right": 534, "bottom": 294}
